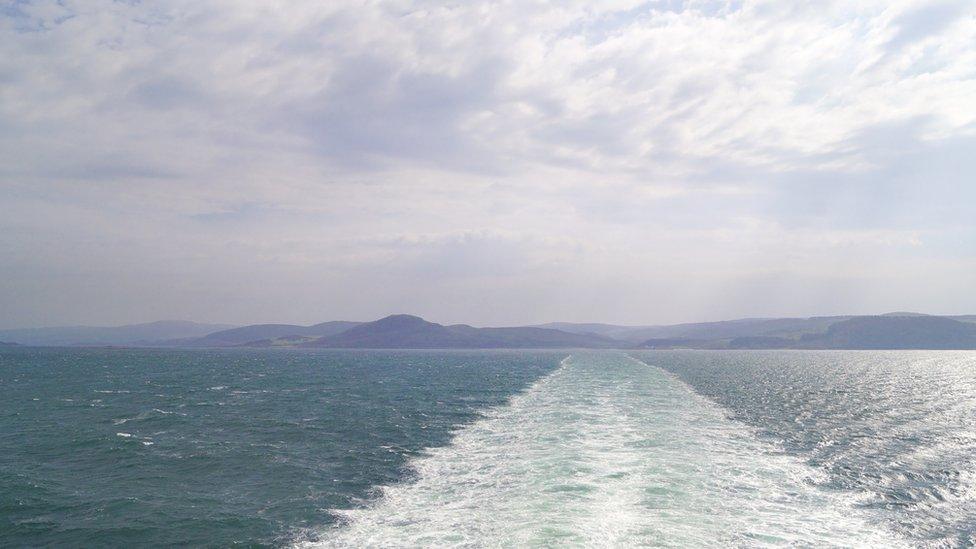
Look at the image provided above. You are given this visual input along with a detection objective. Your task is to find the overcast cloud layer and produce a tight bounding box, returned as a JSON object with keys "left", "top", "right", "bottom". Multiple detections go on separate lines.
{"left": 1, "top": 0, "right": 975, "bottom": 328}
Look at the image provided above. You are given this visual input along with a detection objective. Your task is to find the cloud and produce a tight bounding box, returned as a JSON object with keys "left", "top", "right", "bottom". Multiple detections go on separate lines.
{"left": 0, "top": 0, "right": 974, "bottom": 327}
{"left": 884, "top": 0, "right": 971, "bottom": 52}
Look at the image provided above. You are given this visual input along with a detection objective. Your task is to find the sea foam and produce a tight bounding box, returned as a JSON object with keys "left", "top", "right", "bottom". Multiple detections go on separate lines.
{"left": 304, "top": 353, "right": 903, "bottom": 548}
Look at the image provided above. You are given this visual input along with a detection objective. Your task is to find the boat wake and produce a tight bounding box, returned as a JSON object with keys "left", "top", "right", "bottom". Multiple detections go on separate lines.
{"left": 302, "top": 352, "right": 902, "bottom": 547}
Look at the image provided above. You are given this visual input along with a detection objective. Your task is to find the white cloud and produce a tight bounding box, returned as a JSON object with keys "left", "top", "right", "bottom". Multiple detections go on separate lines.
{"left": 1, "top": 0, "right": 974, "bottom": 326}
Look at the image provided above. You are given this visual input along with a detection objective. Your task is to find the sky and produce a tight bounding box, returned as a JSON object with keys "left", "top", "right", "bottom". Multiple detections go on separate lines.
{"left": 1, "top": 0, "right": 975, "bottom": 329}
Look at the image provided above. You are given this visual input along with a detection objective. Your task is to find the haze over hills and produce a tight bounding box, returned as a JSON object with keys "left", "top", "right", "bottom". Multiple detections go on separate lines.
{"left": 0, "top": 320, "right": 236, "bottom": 347}
{"left": 306, "top": 315, "right": 618, "bottom": 349}
{"left": 542, "top": 313, "right": 976, "bottom": 348}
{"left": 536, "top": 317, "right": 855, "bottom": 343}
{"left": 2, "top": 313, "right": 976, "bottom": 350}
{"left": 799, "top": 316, "right": 976, "bottom": 350}
{"left": 643, "top": 315, "right": 976, "bottom": 350}
{"left": 181, "top": 321, "right": 361, "bottom": 347}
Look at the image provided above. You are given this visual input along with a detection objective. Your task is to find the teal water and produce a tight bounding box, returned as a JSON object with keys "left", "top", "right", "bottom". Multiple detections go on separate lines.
{"left": 0, "top": 348, "right": 560, "bottom": 546}
{"left": 3, "top": 348, "right": 976, "bottom": 547}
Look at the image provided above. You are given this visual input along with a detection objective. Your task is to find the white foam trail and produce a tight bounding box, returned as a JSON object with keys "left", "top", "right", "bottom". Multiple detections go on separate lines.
{"left": 303, "top": 353, "right": 904, "bottom": 548}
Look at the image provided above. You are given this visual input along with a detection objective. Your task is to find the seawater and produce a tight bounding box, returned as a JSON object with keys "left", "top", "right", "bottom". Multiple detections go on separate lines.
{"left": 0, "top": 348, "right": 560, "bottom": 546}
{"left": 2, "top": 347, "right": 976, "bottom": 547}
{"left": 640, "top": 349, "right": 976, "bottom": 546}
{"left": 312, "top": 353, "right": 900, "bottom": 547}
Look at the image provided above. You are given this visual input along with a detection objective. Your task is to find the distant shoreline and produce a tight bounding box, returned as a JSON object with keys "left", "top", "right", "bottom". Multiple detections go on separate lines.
{"left": 3, "top": 313, "right": 976, "bottom": 350}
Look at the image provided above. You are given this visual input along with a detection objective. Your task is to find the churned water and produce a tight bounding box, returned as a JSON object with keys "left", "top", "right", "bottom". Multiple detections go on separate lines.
{"left": 2, "top": 347, "right": 976, "bottom": 547}
{"left": 312, "top": 353, "right": 899, "bottom": 547}
{"left": 639, "top": 349, "right": 976, "bottom": 547}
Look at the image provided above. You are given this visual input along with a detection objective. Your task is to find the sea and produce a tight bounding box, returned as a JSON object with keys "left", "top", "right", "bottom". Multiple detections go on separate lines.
{"left": 2, "top": 347, "right": 975, "bottom": 547}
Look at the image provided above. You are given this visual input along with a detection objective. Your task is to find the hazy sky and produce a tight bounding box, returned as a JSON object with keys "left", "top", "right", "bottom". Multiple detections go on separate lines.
{"left": 2, "top": 0, "right": 975, "bottom": 328}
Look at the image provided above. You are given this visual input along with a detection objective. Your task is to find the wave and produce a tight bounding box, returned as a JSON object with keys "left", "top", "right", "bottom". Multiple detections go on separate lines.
{"left": 112, "top": 407, "right": 184, "bottom": 425}
{"left": 301, "top": 352, "right": 903, "bottom": 547}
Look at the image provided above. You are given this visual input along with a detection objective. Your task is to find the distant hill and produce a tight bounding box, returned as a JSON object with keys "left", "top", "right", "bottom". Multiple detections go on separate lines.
{"left": 183, "top": 321, "right": 361, "bottom": 347}
{"left": 548, "top": 316, "right": 852, "bottom": 343}
{"left": 308, "top": 315, "right": 619, "bottom": 349}
{"left": 237, "top": 334, "right": 323, "bottom": 347}
{"left": 801, "top": 316, "right": 976, "bottom": 350}
{"left": 0, "top": 320, "right": 237, "bottom": 347}
{"left": 533, "top": 322, "right": 640, "bottom": 339}
{"left": 727, "top": 336, "right": 796, "bottom": 349}
{"left": 950, "top": 315, "right": 976, "bottom": 324}
{"left": 641, "top": 338, "right": 713, "bottom": 349}
{"left": 0, "top": 341, "right": 18, "bottom": 347}
{"left": 639, "top": 315, "right": 976, "bottom": 350}
{"left": 459, "top": 325, "right": 618, "bottom": 349}
{"left": 5, "top": 313, "right": 975, "bottom": 349}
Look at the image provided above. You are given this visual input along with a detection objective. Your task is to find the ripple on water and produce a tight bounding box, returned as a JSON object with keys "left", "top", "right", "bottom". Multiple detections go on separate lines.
{"left": 310, "top": 354, "right": 905, "bottom": 548}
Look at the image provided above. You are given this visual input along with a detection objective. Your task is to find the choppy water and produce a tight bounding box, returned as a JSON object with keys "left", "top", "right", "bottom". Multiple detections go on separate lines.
{"left": 0, "top": 348, "right": 560, "bottom": 546}
{"left": 640, "top": 350, "right": 976, "bottom": 547}
{"left": 3, "top": 347, "right": 976, "bottom": 547}
{"left": 315, "top": 354, "right": 899, "bottom": 547}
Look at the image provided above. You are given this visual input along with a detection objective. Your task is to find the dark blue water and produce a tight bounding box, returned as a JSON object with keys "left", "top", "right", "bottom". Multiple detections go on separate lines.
{"left": 0, "top": 347, "right": 561, "bottom": 546}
